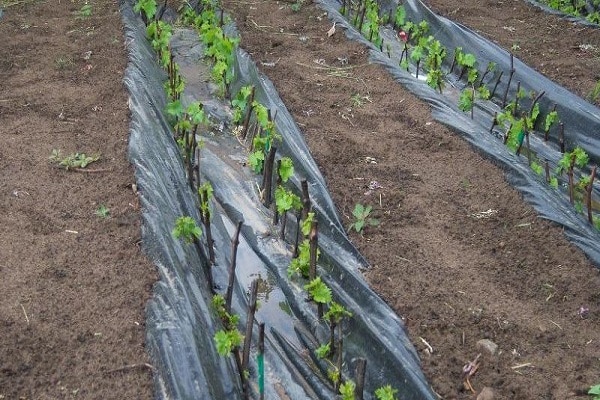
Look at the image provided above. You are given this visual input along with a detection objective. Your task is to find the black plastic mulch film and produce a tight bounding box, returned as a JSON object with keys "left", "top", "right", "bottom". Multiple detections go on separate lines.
{"left": 119, "top": 0, "right": 600, "bottom": 399}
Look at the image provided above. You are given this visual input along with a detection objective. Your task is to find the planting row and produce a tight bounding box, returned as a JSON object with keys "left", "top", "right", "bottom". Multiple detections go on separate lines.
{"left": 128, "top": 0, "right": 435, "bottom": 398}
{"left": 313, "top": 0, "right": 600, "bottom": 264}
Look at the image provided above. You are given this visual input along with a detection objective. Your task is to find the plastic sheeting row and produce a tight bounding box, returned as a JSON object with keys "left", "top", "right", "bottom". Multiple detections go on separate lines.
{"left": 122, "top": 0, "right": 436, "bottom": 399}
{"left": 316, "top": 0, "right": 600, "bottom": 266}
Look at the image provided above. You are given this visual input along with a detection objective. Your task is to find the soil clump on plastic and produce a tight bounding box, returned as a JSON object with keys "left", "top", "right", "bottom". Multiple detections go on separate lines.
{"left": 0, "top": 1, "right": 155, "bottom": 398}
{"left": 223, "top": 0, "right": 600, "bottom": 398}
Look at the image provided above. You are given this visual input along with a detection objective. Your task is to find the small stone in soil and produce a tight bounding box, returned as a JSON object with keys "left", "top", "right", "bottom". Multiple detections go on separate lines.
{"left": 477, "top": 338, "right": 498, "bottom": 356}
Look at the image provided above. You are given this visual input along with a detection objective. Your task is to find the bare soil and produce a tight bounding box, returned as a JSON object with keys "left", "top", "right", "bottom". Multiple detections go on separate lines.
{"left": 2, "top": 0, "right": 600, "bottom": 399}
{"left": 222, "top": 0, "right": 600, "bottom": 398}
{"left": 0, "top": 0, "right": 155, "bottom": 398}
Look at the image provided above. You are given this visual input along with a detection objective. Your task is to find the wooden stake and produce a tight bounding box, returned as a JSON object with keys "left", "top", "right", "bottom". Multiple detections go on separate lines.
{"left": 293, "top": 213, "right": 301, "bottom": 257}
{"left": 242, "top": 280, "right": 259, "bottom": 383}
{"left": 301, "top": 179, "right": 311, "bottom": 220}
{"left": 335, "top": 335, "right": 343, "bottom": 392}
{"left": 489, "top": 112, "right": 497, "bottom": 134}
{"left": 241, "top": 87, "right": 256, "bottom": 140}
{"left": 272, "top": 160, "right": 282, "bottom": 226}
{"left": 200, "top": 188, "right": 216, "bottom": 266}
{"left": 309, "top": 221, "right": 318, "bottom": 281}
{"left": 225, "top": 221, "right": 243, "bottom": 313}
{"left": 529, "top": 91, "right": 545, "bottom": 117}
{"left": 308, "top": 221, "right": 322, "bottom": 317}
{"left": 513, "top": 81, "right": 521, "bottom": 116}
{"left": 490, "top": 70, "right": 503, "bottom": 98}
{"left": 262, "top": 146, "right": 277, "bottom": 207}
{"left": 559, "top": 122, "right": 565, "bottom": 153}
{"left": 501, "top": 53, "right": 515, "bottom": 108}
{"left": 354, "top": 358, "right": 367, "bottom": 400}
{"left": 587, "top": 166, "right": 597, "bottom": 223}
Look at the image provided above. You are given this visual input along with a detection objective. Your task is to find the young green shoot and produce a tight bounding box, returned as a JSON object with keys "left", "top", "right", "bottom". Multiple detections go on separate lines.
{"left": 340, "top": 380, "right": 356, "bottom": 400}
{"left": 375, "top": 385, "right": 398, "bottom": 400}
{"left": 172, "top": 216, "right": 202, "bottom": 243}
{"left": 315, "top": 342, "right": 331, "bottom": 359}
{"left": 589, "top": 383, "right": 600, "bottom": 400}
{"left": 304, "top": 277, "right": 332, "bottom": 304}
{"left": 278, "top": 157, "right": 295, "bottom": 183}
{"left": 76, "top": 1, "right": 93, "bottom": 19}
{"left": 214, "top": 329, "right": 244, "bottom": 356}
{"left": 288, "top": 239, "right": 312, "bottom": 278}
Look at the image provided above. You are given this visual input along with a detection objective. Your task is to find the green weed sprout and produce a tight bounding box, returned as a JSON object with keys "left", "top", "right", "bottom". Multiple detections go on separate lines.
{"left": 349, "top": 203, "right": 380, "bottom": 233}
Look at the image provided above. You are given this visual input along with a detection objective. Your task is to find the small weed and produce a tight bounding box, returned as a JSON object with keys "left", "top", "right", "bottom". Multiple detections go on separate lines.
{"left": 351, "top": 93, "right": 371, "bottom": 107}
{"left": 76, "top": 1, "right": 92, "bottom": 18}
{"left": 290, "top": 0, "right": 304, "bottom": 12}
{"left": 95, "top": 204, "right": 110, "bottom": 219}
{"left": 588, "top": 80, "right": 600, "bottom": 103}
{"left": 50, "top": 149, "right": 100, "bottom": 170}
{"left": 348, "top": 203, "right": 379, "bottom": 234}
{"left": 589, "top": 383, "right": 600, "bottom": 400}
{"left": 55, "top": 56, "right": 74, "bottom": 70}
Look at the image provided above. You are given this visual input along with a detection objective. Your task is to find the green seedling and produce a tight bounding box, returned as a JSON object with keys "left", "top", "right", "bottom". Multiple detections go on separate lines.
{"left": 589, "top": 80, "right": 600, "bottom": 104}
{"left": 95, "top": 204, "right": 110, "bottom": 219}
{"left": 351, "top": 93, "right": 372, "bottom": 108}
{"left": 274, "top": 186, "right": 301, "bottom": 215}
{"left": 248, "top": 150, "right": 265, "bottom": 174}
{"left": 304, "top": 277, "right": 332, "bottom": 304}
{"left": 328, "top": 366, "right": 341, "bottom": 386}
{"left": 394, "top": 5, "right": 406, "bottom": 28}
{"left": 375, "top": 385, "right": 398, "bottom": 400}
{"left": 315, "top": 342, "right": 331, "bottom": 359}
{"left": 340, "top": 380, "right": 356, "bottom": 400}
{"left": 76, "top": 1, "right": 92, "bottom": 18}
{"left": 544, "top": 108, "right": 559, "bottom": 140}
{"left": 172, "top": 216, "right": 202, "bottom": 243}
{"left": 288, "top": 239, "right": 312, "bottom": 278}
{"left": 290, "top": 0, "right": 303, "bottom": 12}
{"left": 348, "top": 203, "right": 379, "bottom": 233}
{"left": 55, "top": 56, "right": 74, "bottom": 70}
{"left": 214, "top": 329, "right": 244, "bottom": 356}
{"left": 134, "top": 0, "right": 157, "bottom": 21}
{"left": 557, "top": 146, "right": 589, "bottom": 204}
{"left": 278, "top": 157, "right": 295, "bottom": 183}
{"left": 49, "top": 149, "right": 100, "bottom": 170}
{"left": 231, "top": 85, "right": 253, "bottom": 124}
{"left": 589, "top": 383, "right": 600, "bottom": 400}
